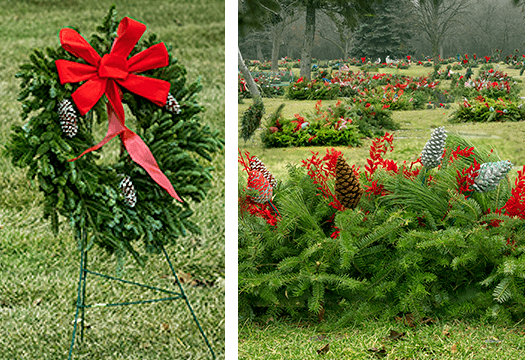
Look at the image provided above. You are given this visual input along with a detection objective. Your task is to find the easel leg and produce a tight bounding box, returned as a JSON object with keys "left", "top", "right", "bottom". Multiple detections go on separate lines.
{"left": 68, "top": 229, "right": 87, "bottom": 360}
{"left": 80, "top": 249, "right": 88, "bottom": 342}
{"left": 160, "top": 244, "right": 217, "bottom": 360}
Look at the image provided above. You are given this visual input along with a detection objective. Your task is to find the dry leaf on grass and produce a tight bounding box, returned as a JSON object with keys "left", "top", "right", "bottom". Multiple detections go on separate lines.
{"left": 367, "top": 347, "right": 387, "bottom": 358}
{"left": 161, "top": 323, "right": 170, "bottom": 332}
{"left": 387, "top": 330, "right": 406, "bottom": 340}
{"left": 316, "top": 343, "right": 329, "bottom": 355}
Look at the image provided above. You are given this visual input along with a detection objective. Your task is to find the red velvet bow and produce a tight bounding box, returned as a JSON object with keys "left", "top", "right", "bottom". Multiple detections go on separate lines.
{"left": 55, "top": 17, "right": 181, "bottom": 201}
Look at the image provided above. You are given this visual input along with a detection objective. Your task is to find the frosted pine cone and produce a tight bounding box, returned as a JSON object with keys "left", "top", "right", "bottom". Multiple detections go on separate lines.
{"left": 119, "top": 175, "right": 137, "bottom": 207}
{"left": 57, "top": 99, "right": 78, "bottom": 138}
{"left": 472, "top": 160, "right": 513, "bottom": 192}
{"left": 421, "top": 127, "right": 447, "bottom": 169}
{"left": 249, "top": 157, "right": 277, "bottom": 189}
{"left": 335, "top": 156, "right": 363, "bottom": 209}
{"left": 165, "top": 93, "right": 181, "bottom": 114}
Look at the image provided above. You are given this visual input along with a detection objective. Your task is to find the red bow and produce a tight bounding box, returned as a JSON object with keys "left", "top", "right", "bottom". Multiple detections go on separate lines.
{"left": 55, "top": 17, "right": 181, "bottom": 201}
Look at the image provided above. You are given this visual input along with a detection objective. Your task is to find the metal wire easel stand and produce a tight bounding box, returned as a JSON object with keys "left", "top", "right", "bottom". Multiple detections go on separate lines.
{"left": 67, "top": 229, "right": 216, "bottom": 359}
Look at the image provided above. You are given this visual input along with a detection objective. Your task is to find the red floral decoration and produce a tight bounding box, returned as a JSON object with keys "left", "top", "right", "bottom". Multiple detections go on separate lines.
{"left": 448, "top": 145, "right": 475, "bottom": 164}
{"left": 301, "top": 148, "right": 344, "bottom": 211}
{"left": 291, "top": 114, "right": 307, "bottom": 132}
{"left": 364, "top": 132, "right": 395, "bottom": 180}
{"left": 238, "top": 150, "right": 280, "bottom": 226}
{"left": 455, "top": 158, "right": 481, "bottom": 197}
{"left": 501, "top": 165, "right": 525, "bottom": 219}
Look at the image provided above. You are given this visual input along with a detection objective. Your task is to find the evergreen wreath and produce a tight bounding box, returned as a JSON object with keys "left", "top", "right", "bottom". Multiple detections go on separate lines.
{"left": 7, "top": 7, "right": 223, "bottom": 265}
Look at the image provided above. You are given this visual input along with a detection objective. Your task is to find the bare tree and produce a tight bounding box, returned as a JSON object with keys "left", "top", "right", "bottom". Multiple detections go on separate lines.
{"left": 267, "top": 2, "right": 301, "bottom": 70}
{"left": 292, "top": 0, "right": 379, "bottom": 80}
{"left": 413, "top": 0, "right": 470, "bottom": 64}
{"left": 317, "top": 11, "right": 354, "bottom": 59}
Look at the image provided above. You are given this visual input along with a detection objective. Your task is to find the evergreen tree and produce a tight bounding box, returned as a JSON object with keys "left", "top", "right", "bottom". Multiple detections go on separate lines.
{"left": 351, "top": 0, "right": 414, "bottom": 64}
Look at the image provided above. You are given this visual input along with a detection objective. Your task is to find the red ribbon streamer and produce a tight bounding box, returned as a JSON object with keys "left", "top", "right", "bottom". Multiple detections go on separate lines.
{"left": 55, "top": 17, "right": 181, "bottom": 201}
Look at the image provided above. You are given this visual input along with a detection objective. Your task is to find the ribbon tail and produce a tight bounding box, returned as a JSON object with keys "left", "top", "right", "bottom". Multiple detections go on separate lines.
{"left": 269, "top": 200, "right": 281, "bottom": 218}
{"left": 121, "top": 128, "right": 182, "bottom": 202}
{"left": 105, "top": 80, "right": 126, "bottom": 124}
{"left": 68, "top": 103, "right": 126, "bottom": 162}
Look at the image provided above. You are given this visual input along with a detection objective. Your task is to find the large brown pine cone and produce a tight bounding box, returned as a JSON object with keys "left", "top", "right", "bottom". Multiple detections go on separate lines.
{"left": 335, "top": 156, "right": 363, "bottom": 209}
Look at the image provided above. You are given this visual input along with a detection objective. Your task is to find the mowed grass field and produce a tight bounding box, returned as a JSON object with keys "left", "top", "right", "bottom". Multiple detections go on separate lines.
{"left": 238, "top": 64, "right": 525, "bottom": 358}
{"left": 0, "top": 1, "right": 224, "bottom": 359}
{"left": 239, "top": 64, "right": 525, "bottom": 179}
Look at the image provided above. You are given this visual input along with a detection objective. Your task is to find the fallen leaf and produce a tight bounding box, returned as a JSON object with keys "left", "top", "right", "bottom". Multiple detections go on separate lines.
{"left": 316, "top": 343, "right": 329, "bottom": 355}
{"left": 177, "top": 271, "right": 192, "bottom": 284}
{"left": 190, "top": 278, "right": 215, "bottom": 287}
{"left": 451, "top": 343, "right": 457, "bottom": 354}
{"left": 421, "top": 317, "right": 435, "bottom": 325}
{"left": 367, "top": 347, "right": 387, "bottom": 358}
{"left": 161, "top": 323, "right": 170, "bottom": 332}
{"left": 404, "top": 313, "right": 416, "bottom": 327}
{"left": 387, "top": 330, "right": 406, "bottom": 340}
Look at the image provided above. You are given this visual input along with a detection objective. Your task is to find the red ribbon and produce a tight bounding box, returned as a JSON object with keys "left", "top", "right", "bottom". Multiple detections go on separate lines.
{"left": 55, "top": 17, "right": 181, "bottom": 201}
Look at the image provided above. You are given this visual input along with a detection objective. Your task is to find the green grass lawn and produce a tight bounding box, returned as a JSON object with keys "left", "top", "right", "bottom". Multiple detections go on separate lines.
{"left": 0, "top": 1, "right": 224, "bottom": 359}
{"left": 239, "top": 318, "right": 525, "bottom": 360}
{"left": 239, "top": 64, "right": 525, "bottom": 180}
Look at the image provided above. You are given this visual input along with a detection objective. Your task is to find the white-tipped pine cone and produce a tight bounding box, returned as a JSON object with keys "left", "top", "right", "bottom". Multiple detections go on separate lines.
{"left": 421, "top": 126, "right": 447, "bottom": 169}
{"left": 165, "top": 93, "right": 181, "bottom": 114}
{"left": 472, "top": 160, "right": 513, "bottom": 192}
{"left": 249, "top": 157, "right": 277, "bottom": 189}
{"left": 57, "top": 99, "right": 78, "bottom": 138}
{"left": 119, "top": 175, "right": 137, "bottom": 207}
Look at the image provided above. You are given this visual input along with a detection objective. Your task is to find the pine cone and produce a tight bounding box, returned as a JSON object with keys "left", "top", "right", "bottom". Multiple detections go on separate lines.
{"left": 165, "top": 93, "right": 181, "bottom": 114}
{"left": 421, "top": 126, "right": 447, "bottom": 169}
{"left": 119, "top": 175, "right": 137, "bottom": 207}
{"left": 472, "top": 160, "right": 513, "bottom": 192}
{"left": 247, "top": 170, "right": 272, "bottom": 204}
{"left": 57, "top": 99, "right": 78, "bottom": 138}
{"left": 335, "top": 156, "right": 363, "bottom": 209}
{"left": 250, "top": 157, "right": 277, "bottom": 188}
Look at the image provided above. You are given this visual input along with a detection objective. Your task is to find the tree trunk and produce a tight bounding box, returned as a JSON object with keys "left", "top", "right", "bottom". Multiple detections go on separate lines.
{"left": 271, "top": 24, "right": 284, "bottom": 71}
{"left": 300, "top": 1, "right": 316, "bottom": 80}
{"left": 238, "top": 48, "right": 261, "bottom": 99}
{"left": 343, "top": 38, "right": 350, "bottom": 59}
{"left": 256, "top": 43, "right": 264, "bottom": 63}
